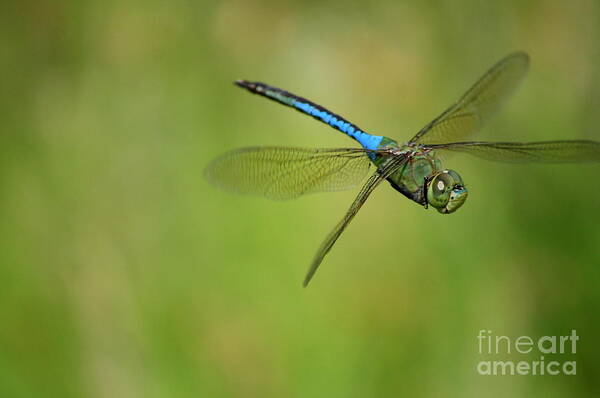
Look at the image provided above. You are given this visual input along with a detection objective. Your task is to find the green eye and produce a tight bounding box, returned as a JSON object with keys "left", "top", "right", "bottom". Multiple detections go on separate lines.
{"left": 427, "top": 172, "right": 453, "bottom": 209}
{"left": 427, "top": 170, "right": 468, "bottom": 214}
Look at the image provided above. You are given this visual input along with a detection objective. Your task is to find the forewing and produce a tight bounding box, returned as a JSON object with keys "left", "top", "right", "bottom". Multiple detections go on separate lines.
{"left": 410, "top": 52, "right": 530, "bottom": 145}
{"left": 303, "top": 155, "right": 408, "bottom": 287}
{"left": 428, "top": 140, "right": 600, "bottom": 163}
{"left": 204, "top": 147, "right": 377, "bottom": 200}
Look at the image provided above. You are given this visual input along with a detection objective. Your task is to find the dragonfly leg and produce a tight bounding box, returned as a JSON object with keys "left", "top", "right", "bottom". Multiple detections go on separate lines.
{"left": 422, "top": 176, "right": 432, "bottom": 209}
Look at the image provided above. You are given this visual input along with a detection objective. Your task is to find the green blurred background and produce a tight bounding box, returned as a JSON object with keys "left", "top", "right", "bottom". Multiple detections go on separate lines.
{"left": 1, "top": 0, "right": 599, "bottom": 396}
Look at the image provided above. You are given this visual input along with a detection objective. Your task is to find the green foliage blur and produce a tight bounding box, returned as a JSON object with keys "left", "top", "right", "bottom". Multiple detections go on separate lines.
{"left": 1, "top": 0, "right": 599, "bottom": 396}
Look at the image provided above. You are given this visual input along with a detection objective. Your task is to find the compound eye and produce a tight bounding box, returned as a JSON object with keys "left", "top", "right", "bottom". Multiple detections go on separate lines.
{"left": 445, "top": 170, "right": 465, "bottom": 188}
{"left": 427, "top": 172, "right": 453, "bottom": 209}
{"left": 433, "top": 173, "right": 452, "bottom": 195}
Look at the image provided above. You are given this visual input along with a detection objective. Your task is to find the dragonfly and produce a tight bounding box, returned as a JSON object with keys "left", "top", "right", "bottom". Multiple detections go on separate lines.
{"left": 205, "top": 52, "right": 600, "bottom": 286}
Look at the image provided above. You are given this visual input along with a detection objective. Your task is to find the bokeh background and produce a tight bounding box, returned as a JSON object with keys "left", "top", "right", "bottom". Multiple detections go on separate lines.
{"left": 1, "top": 0, "right": 599, "bottom": 397}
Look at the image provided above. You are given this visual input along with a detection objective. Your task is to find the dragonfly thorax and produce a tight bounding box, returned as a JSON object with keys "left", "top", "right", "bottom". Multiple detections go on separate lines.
{"left": 380, "top": 147, "right": 468, "bottom": 214}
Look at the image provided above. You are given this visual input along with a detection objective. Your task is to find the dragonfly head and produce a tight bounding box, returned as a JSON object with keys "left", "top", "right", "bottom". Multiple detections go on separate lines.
{"left": 426, "top": 170, "right": 468, "bottom": 214}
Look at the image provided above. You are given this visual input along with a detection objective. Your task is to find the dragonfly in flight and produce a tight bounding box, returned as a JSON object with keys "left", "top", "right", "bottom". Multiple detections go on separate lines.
{"left": 205, "top": 52, "right": 600, "bottom": 286}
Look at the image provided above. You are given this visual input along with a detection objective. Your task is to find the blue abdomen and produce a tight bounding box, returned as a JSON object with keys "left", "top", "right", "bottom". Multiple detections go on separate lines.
{"left": 292, "top": 101, "right": 383, "bottom": 150}
{"left": 236, "top": 80, "right": 383, "bottom": 150}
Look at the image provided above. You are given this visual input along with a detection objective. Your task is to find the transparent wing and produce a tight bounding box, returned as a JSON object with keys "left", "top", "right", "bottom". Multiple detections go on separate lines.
{"left": 204, "top": 147, "right": 383, "bottom": 200}
{"left": 410, "top": 52, "right": 530, "bottom": 145}
{"left": 303, "top": 155, "right": 408, "bottom": 287}
{"left": 428, "top": 140, "right": 600, "bottom": 162}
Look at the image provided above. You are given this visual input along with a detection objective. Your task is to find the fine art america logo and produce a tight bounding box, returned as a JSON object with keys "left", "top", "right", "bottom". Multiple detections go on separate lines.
{"left": 477, "top": 330, "right": 578, "bottom": 376}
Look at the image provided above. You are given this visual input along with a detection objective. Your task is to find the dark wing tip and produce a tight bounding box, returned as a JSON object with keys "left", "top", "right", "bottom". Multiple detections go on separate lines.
{"left": 508, "top": 51, "right": 530, "bottom": 68}
{"left": 302, "top": 265, "right": 317, "bottom": 288}
{"left": 512, "top": 50, "right": 529, "bottom": 59}
{"left": 303, "top": 254, "right": 325, "bottom": 287}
